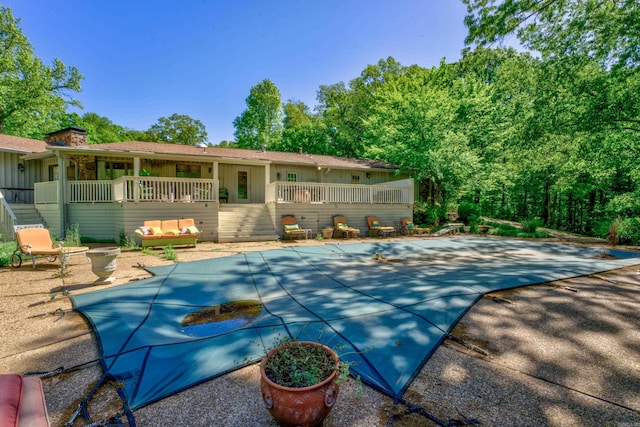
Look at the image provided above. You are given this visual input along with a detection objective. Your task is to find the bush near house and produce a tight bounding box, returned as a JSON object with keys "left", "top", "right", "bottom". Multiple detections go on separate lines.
{"left": 0, "top": 241, "right": 14, "bottom": 267}
{"left": 616, "top": 217, "right": 640, "bottom": 246}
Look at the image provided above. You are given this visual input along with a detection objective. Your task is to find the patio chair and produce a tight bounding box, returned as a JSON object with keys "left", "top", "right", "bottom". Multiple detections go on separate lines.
{"left": 333, "top": 215, "right": 360, "bottom": 238}
{"left": 366, "top": 216, "right": 396, "bottom": 237}
{"left": 11, "top": 226, "right": 89, "bottom": 269}
{"left": 281, "top": 215, "right": 308, "bottom": 241}
{"left": 401, "top": 218, "right": 430, "bottom": 236}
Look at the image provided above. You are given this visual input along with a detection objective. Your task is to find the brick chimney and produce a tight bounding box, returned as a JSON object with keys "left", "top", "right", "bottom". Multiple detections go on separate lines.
{"left": 45, "top": 126, "right": 87, "bottom": 146}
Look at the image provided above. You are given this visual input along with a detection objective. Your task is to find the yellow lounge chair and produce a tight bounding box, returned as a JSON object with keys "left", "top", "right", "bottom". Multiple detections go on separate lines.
{"left": 281, "top": 215, "right": 308, "bottom": 241}
{"left": 401, "top": 218, "right": 430, "bottom": 236}
{"left": 333, "top": 215, "right": 360, "bottom": 238}
{"left": 367, "top": 216, "right": 396, "bottom": 237}
{"left": 11, "top": 226, "right": 89, "bottom": 269}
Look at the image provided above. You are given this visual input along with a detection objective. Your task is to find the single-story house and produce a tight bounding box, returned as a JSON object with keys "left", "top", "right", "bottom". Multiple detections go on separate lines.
{"left": 1, "top": 127, "right": 415, "bottom": 243}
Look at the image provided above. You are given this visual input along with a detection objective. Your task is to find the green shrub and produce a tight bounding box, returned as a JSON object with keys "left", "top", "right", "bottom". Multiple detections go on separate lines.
{"left": 163, "top": 245, "right": 177, "bottom": 261}
{"left": 0, "top": 241, "right": 15, "bottom": 267}
{"left": 413, "top": 201, "right": 445, "bottom": 226}
{"left": 488, "top": 222, "right": 550, "bottom": 239}
{"left": 521, "top": 218, "right": 542, "bottom": 233}
{"left": 458, "top": 202, "right": 481, "bottom": 223}
{"left": 64, "top": 224, "right": 81, "bottom": 247}
{"left": 119, "top": 232, "right": 138, "bottom": 249}
{"left": 617, "top": 217, "right": 640, "bottom": 246}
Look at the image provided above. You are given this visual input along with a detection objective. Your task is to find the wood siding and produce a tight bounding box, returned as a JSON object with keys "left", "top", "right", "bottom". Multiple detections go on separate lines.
{"left": 273, "top": 203, "right": 412, "bottom": 238}
{"left": 0, "top": 152, "right": 42, "bottom": 204}
{"left": 67, "top": 202, "right": 219, "bottom": 243}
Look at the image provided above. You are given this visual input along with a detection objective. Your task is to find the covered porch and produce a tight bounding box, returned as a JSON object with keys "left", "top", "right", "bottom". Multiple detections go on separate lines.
{"left": 31, "top": 177, "right": 414, "bottom": 243}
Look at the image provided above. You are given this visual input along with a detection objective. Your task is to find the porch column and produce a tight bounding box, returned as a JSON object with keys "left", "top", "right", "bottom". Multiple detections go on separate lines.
{"left": 133, "top": 158, "right": 140, "bottom": 202}
{"left": 56, "top": 153, "right": 66, "bottom": 238}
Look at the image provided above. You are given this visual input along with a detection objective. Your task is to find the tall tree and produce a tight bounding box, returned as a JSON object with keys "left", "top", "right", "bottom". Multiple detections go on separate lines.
{"left": 463, "top": 0, "right": 640, "bottom": 69}
{"left": 233, "top": 79, "right": 282, "bottom": 150}
{"left": 271, "top": 100, "right": 328, "bottom": 154}
{"left": 361, "top": 64, "right": 480, "bottom": 205}
{"left": 0, "top": 6, "right": 82, "bottom": 138}
{"left": 316, "top": 57, "right": 405, "bottom": 158}
{"left": 146, "top": 113, "right": 208, "bottom": 145}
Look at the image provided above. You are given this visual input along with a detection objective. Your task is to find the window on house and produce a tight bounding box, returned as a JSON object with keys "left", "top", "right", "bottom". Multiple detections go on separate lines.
{"left": 352, "top": 175, "right": 361, "bottom": 184}
{"left": 97, "top": 160, "right": 133, "bottom": 180}
{"left": 176, "top": 164, "right": 201, "bottom": 178}
{"left": 49, "top": 165, "right": 58, "bottom": 181}
{"left": 287, "top": 172, "right": 297, "bottom": 182}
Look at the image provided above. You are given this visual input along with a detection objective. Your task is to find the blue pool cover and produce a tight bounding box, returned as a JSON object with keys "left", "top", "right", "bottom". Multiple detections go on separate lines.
{"left": 71, "top": 238, "right": 640, "bottom": 410}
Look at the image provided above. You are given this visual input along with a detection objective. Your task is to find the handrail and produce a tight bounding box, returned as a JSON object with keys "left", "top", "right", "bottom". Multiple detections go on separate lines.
{"left": 0, "top": 190, "right": 18, "bottom": 241}
{"left": 38, "top": 177, "right": 219, "bottom": 204}
{"left": 269, "top": 181, "right": 412, "bottom": 204}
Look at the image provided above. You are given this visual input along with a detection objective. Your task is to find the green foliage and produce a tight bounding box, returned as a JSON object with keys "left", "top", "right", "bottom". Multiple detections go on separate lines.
{"left": 0, "top": 241, "right": 14, "bottom": 267}
{"left": 162, "top": 245, "right": 177, "bottom": 261}
{"left": 262, "top": 334, "right": 362, "bottom": 396}
{"left": 118, "top": 233, "right": 138, "bottom": 249}
{"left": 146, "top": 113, "right": 208, "bottom": 145}
{"left": 63, "top": 224, "right": 81, "bottom": 247}
{"left": 616, "top": 218, "right": 640, "bottom": 246}
{"left": 233, "top": 79, "right": 282, "bottom": 150}
{"left": 458, "top": 202, "right": 481, "bottom": 223}
{"left": 413, "top": 201, "right": 445, "bottom": 226}
{"left": 486, "top": 222, "right": 550, "bottom": 239}
{"left": 0, "top": 6, "right": 83, "bottom": 137}
{"left": 80, "top": 237, "right": 115, "bottom": 244}
{"left": 521, "top": 218, "right": 542, "bottom": 233}
{"left": 263, "top": 339, "right": 336, "bottom": 388}
{"left": 463, "top": 0, "right": 640, "bottom": 69}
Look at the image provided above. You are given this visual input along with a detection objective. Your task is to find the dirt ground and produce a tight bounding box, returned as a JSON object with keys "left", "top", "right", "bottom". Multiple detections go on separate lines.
{"left": 1, "top": 235, "right": 639, "bottom": 426}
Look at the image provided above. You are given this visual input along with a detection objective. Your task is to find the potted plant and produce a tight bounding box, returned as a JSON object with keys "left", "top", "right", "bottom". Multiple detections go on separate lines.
{"left": 259, "top": 338, "right": 351, "bottom": 427}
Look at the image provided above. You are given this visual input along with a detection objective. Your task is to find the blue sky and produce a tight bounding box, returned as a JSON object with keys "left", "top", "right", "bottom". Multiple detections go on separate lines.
{"left": 5, "top": 1, "right": 470, "bottom": 144}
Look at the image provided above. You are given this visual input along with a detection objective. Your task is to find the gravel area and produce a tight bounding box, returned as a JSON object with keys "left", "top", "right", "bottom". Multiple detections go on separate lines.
{"left": 1, "top": 236, "right": 639, "bottom": 426}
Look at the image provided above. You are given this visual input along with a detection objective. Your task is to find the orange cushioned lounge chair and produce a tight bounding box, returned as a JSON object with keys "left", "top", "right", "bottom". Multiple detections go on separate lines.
{"left": 281, "top": 215, "right": 307, "bottom": 241}
{"left": 366, "top": 216, "right": 396, "bottom": 237}
{"left": 333, "top": 215, "right": 360, "bottom": 238}
{"left": 12, "top": 226, "right": 89, "bottom": 269}
{"left": 401, "top": 218, "right": 430, "bottom": 236}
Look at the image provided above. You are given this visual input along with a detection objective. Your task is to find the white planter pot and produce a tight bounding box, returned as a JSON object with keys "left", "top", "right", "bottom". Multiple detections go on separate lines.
{"left": 87, "top": 247, "right": 121, "bottom": 283}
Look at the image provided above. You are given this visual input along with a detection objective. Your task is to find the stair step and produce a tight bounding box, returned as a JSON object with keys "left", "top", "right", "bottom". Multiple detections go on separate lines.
{"left": 217, "top": 204, "right": 278, "bottom": 243}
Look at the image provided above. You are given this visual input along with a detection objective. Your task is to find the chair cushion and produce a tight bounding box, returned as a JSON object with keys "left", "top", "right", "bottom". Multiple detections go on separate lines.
{"left": 16, "top": 228, "right": 55, "bottom": 253}
{"left": 372, "top": 220, "right": 380, "bottom": 228}
{"left": 161, "top": 220, "right": 179, "bottom": 233}
{"left": 178, "top": 219, "right": 195, "bottom": 229}
{"left": 18, "top": 377, "right": 49, "bottom": 427}
{"left": 0, "top": 374, "right": 23, "bottom": 427}
{"left": 143, "top": 220, "right": 161, "bottom": 229}
{"left": 336, "top": 223, "right": 347, "bottom": 229}
{"left": 283, "top": 224, "right": 300, "bottom": 231}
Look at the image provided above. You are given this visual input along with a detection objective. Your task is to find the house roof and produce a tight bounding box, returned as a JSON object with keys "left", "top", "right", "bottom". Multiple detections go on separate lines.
{"left": 49, "top": 141, "right": 397, "bottom": 171}
{"left": 0, "top": 134, "right": 48, "bottom": 154}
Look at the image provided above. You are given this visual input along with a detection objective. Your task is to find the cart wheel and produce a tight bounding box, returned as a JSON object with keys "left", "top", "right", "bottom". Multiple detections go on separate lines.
{"left": 10, "top": 253, "right": 22, "bottom": 268}
{"left": 46, "top": 256, "right": 57, "bottom": 262}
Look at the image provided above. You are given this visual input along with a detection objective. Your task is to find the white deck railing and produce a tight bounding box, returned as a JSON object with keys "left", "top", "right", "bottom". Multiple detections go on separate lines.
{"left": 67, "top": 176, "right": 218, "bottom": 203}
{"left": 40, "top": 178, "right": 411, "bottom": 204}
{"left": 34, "top": 181, "right": 59, "bottom": 204}
{"left": 266, "top": 181, "right": 412, "bottom": 204}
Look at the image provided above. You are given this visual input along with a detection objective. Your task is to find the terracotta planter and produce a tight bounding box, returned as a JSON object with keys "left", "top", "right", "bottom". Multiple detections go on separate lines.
{"left": 86, "top": 247, "right": 121, "bottom": 283}
{"left": 260, "top": 341, "right": 340, "bottom": 427}
{"left": 321, "top": 227, "right": 333, "bottom": 239}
